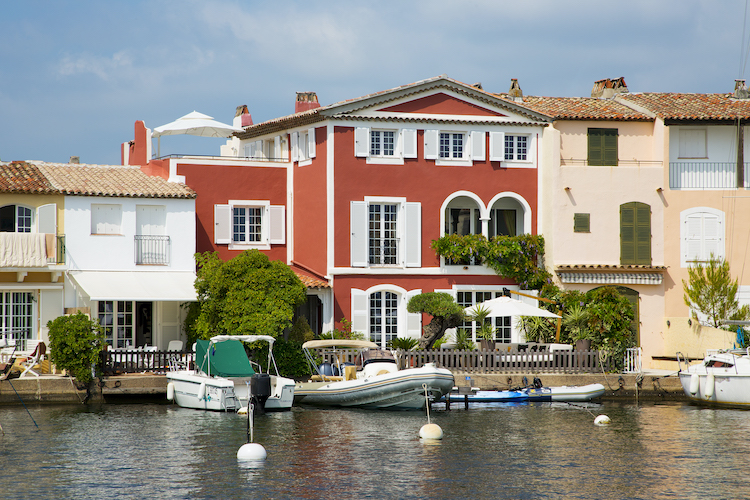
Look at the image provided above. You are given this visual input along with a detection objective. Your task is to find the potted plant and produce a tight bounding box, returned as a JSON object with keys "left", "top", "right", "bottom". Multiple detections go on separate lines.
{"left": 563, "top": 304, "right": 592, "bottom": 351}
{"left": 471, "top": 304, "right": 497, "bottom": 351}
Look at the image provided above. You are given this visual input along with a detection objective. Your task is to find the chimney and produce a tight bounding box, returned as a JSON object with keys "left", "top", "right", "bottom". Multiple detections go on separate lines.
{"left": 69, "top": 156, "right": 80, "bottom": 164}
{"left": 508, "top": 78, "right": 523, "bottom": 102}
{"left": 735, "top": 79, "right": 749, "bottom": 99}
{"left": 591, "top": 77, "right": 628, "bottom": 98}
{"left": 234, "top": 104, "right": 253, "bottom": 128}
{"left": 295, "top": 92, "right": 320, "bottom": 113}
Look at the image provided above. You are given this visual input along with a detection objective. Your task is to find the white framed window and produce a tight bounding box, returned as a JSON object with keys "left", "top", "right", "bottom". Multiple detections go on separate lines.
{"left": 98, "top": 300, "right": 134, "bottom": 349}
{"left": 681, "top": 207, "right": 724, "bottom": 267}
{"left": 350, "top": 287, "right": 422, "bottom": 348}
{"left": 0, "top": 291, "right": 34, "bottom": 349}
{"left": 369, "top": 290, "right": 398, "bottom": 347}
{"left": 440, "top": 132, "right": 464, "bottom": 159}
{"left": 0, "top": 205, "right": 33, "bottom": 233}
{"left": 355, "top": 127, "right": 415, "bottom": 165}
{"left": 457, "top": 290, "right": 512, "bottom": 343}
{"left": 91, "top": 204, "right": 122, "bottom": 235}
{"left": 504, "top": 134, "right": 528, "bottom": 161}
{"left": 214, "top": 201, "right": 285, "bottom": 249}
{"left": 370, "top": 130, "right": 396, "bottom": 157}
{"left": 350, "top": 198, "right": 421, "bottom": 268}
{"left": 678, "top": 129, "right": 707, "bottom": 159}
{"left": 425, "top": 130, "right": 485, "bottom": 166}
{"left": 292, "top": 128, "right": 316, "bottom": 165}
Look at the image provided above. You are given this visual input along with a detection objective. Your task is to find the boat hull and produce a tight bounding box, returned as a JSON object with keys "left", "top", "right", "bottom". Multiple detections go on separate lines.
{"left": 679, "top": 372, "right": 750, "bottom": 406}
{"left": 294, "top": 366, "right": 455, "bottom": 409}
{"left": 451, "top": 383, "right": 606, "bottom": 403}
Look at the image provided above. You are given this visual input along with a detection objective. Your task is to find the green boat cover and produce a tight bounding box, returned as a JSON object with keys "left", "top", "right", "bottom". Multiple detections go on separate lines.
{"left": 195, "top": 339, "right": 255, "bottom": 378}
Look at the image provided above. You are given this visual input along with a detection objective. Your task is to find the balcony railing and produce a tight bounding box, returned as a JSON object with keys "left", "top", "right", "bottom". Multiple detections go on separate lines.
{"left": 134, "top": 235, "right": 170, "bottom": 265}
{"left": 0, "top": 233, "right": 64, "bottom": 267}
{"left": 48, "top": 235, "right": 65, "bottom": 265}
{"left": 669, "top": 162, "right": 750, "bottom": 189}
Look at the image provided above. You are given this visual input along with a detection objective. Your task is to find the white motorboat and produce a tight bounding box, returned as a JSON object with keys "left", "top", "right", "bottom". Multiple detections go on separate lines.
{"left": 166, "top": 335, "right": 295, "bottom": 412}
{"left": 294, "top": 339, "right": 455, "bottom": 410}
{"left": 678, "top": 348, "right": 750, "bottom": 406}
{"left": 448, "top": 383, "right": 606, "bottom": 403}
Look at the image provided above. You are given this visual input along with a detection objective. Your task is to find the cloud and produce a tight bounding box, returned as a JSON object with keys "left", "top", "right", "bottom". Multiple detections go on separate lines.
{"left": 57, "top": 50, "right": 134, "bottom": 81}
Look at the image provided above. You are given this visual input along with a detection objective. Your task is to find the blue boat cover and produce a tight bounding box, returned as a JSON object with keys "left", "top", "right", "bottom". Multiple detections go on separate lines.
{"left": 195, "top": 339, "right": 255, "bottom": 378}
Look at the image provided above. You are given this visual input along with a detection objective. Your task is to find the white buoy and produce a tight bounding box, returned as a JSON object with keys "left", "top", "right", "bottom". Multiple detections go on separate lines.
{"left": 689, "top": 373, "right": 700, "bottom": 395}
{"left": 237, "top": 442, "right": 267, "bottom": 461}
{"left": 237, "top": 406, "right": 248, "bottom": 415}
{"left": 594, "top": 414, "right": 611, "bottom": 426}
{"left": 419, "top": 383, "right": 443, "bottom": 440}
{"left": 166, "top": 382, "right": 175, "bottom": 401}
{"left": 704, "top": 373, "right": 715, "bottom": 399}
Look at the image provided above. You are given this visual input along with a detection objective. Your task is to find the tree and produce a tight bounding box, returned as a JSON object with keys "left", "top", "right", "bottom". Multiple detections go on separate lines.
{"left": 407, "top": 292, "right": 466, "bottom": 349}
{"left": 47, "top": 312, "right": 105, "bottom": 384}
{"left": 193, "top": 250, "right": 307, "bottom": 339}
{"left": 683, "top": 256, "right": 750, "bottom": 328}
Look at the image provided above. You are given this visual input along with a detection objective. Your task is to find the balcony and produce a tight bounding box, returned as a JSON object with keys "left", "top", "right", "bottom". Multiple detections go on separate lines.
{"left": 135, "top": 235, "right": 170, "bottom": 265}
{"left": 669, "top": 162, "right": 750, "bottom": 189}
{"left": 0, "top": 233, "right": 64, "bottom": 267}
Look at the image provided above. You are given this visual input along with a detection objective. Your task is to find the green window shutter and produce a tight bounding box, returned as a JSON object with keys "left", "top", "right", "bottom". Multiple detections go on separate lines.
{"left": 621, "top": 202, "right": 651, "bottom": 265}
{"left": 588, "top": 128, "right": 618, "bottom": 166}
{"left": 574, "top": 213, "right": 590, "bottom": 233}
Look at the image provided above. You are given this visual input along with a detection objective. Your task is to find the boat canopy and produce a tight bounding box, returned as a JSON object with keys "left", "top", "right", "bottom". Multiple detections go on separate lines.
{"left": 210, "top": 334, "right": 275, "bottom": 346}
{"left": 195, "top": 339, "right": 255, "bottom": 378}
{"left": 302, "top": 339, "right": 379, "bottom": 350}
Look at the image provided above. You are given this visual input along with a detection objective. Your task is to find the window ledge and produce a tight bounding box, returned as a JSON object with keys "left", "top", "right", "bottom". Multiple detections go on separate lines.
{"left": 366, "top": 156, "right": 404, "bottom": 165}
{"left": 435, "top": 159, "right": 472, "bottom": 167}
{"left": 229, "top": 242, "right": 271, "bottom": 251}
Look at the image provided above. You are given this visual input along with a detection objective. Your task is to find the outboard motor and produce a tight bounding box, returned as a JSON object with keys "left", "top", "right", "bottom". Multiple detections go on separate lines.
{"left": 250, "top": 373, "right": 272, "bottom": 414}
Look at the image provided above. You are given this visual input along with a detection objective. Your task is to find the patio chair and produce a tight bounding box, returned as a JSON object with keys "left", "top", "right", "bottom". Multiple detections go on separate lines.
{"left": 167, "top": 340, "right": 183, "bottom": 351}
{"left": 19, "top": 341, "right": 46, "bottom": 378}
{"left": 0, "top": 344, "right": 18, "bottom": 380}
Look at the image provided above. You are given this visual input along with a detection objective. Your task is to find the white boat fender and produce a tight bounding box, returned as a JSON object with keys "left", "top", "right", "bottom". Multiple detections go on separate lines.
{"left": 419, "top": 423, "right": 443, "bottom": 440}
{"left": 166, "top": 382, "right": 175, "bottom": 401}
{"left": 594, "top": 415, "right": 611, "bottom": 426}
{"left": 197, "top": 382, "right": 206, "bottom": 401}
{"left": 689, "top": 373, "right": 700, "bottom": 395}
{"left": 704, "top": 373, "right": 715, "bottom": 399}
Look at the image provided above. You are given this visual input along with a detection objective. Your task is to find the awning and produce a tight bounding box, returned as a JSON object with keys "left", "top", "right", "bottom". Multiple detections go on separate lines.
{"left": 69, "top": 271, "right": 197, "bottom": 301}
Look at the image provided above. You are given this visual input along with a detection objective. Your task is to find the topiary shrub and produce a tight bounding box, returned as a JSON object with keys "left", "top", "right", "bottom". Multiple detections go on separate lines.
{"left": 47, "top": 312, "right": 105, "bottom": 384}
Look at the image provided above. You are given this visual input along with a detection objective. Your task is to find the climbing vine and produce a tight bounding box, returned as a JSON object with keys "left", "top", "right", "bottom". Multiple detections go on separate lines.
{"left": 431, "top": 234, "right": 552, "bottom": 290}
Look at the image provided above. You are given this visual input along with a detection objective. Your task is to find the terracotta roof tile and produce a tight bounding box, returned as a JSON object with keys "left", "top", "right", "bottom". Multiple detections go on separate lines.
{"left": 34, "top": 162, "right": 196, "bottom": 198}
{"left": 496, "top": 95, "right": 651, "bottom": 121}
{"left": 294, "top": 271, "right": 329, "bottom": 289}
{"left": 618, "top": 93, "right": 750, "bottom": 120}
{"left": 0, "top": 161, "right": 57, "bottom": 193}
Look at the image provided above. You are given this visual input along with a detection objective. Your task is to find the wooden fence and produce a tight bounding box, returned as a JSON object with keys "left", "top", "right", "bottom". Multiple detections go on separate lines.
{"left": 100, "top": 349, "right": 194, "bottom": 376}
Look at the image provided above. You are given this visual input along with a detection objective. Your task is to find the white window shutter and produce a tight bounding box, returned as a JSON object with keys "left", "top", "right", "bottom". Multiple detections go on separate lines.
{"left": 403, "top": 128, "right": 417, "bottom": 158}
{"left": 308, "top": 128, "right": 316, "bottom": 158}
{"left": 291, "top": 132, "right": 299, "bottom": 162}
{"left": 37, "top": 203, "right": 56, "bottom": 234}
{"left": 214, "top": 204, "right": 231, "bottom": 244}
{"left": 350, "top": 289, "right": 369, "bottom": 337}
{"left": 489, "top": 132, "right": 505, "bottom": 161}
{"left": 274, "top": 136, "right": 281, "bottom": 159}
{"left": 354, "top": 127, "right": 369, "bottom": 157}
{"left": 703, "top": 213, "right": 722, "bottom": 260}
{"left": 269, "top": 205, "right": 285, "bottom": 244}
{"left": 350, "top": 201, "right": 368, "bottom": 267}
{"left": 471, "top": 131, "right": 486, "bottom": 161}
{"left": 404, "top": 202, "right": 421, "bottom": 267}
{"left": 405, "top": 289, "right": 423, "bottom": 339}
{"left": 424, "top": 130, "right": 438, "bottom": 159}
{"left": 254, "top": 140, "right": 262, "bottom": 158}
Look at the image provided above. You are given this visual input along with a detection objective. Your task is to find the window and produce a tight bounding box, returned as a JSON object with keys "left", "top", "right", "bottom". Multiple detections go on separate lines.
{"left": 588, "top": 128, "right": 618, "bottom": 166}
{"left": 504, "top": 135, "right": 528, "bottom": 161}
{"left": 370, "top": 130, "right": 396, "bottom": 157}
{"left": 370, "top": 291, "right": 398, "bottom": 348}
{"left": 574, "top": 213, "right": 590, "bottom": 233}
{"left": 620, "top": 202, "right": 651, "bottom": 265}
{"left": 489, "top": 209, "right": 517, "bottom": 238}
{"left": 678, "top": 129, "right": 707, "bottom": 158}
{"left": 439, "top": 132, "right": 464, "bottom": 159}
{"left": 350, "top": 199, "right": 421, "bottom": 268}
{"left": 293, "top": 128, "right": 316, "bottom": 163}
{"left": 91, "top": 204, "right": 122, "bottom": 235}
{"left": 446, "top": 206, "right": 481, "bottom": 265}
{"left": 681, "top": 208, "right": 724, "bottom": 267}
{"left": 99, "top": 301, "right": 134, "bottom": 348}
{"left": 457, "top": 291, "right": 511, "bottom": 343}
{"left": 0, "top": 205, "right": 32, "bottom": 233}
{"left": 214, "top": 201, "right": 285, "bottom": 249}
{"left": 0, "top": 291, "right": 33, "bottom": 349}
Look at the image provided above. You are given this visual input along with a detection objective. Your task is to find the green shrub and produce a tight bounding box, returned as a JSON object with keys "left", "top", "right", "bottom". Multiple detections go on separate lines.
{"left": 247, "top": 338, "right": 309, "bottom": 379}
{"left": 388, "top": 337, "right": 419, "bottom": 350}
{"left": 47, "top": 313, "right": 105, "bottom": 384}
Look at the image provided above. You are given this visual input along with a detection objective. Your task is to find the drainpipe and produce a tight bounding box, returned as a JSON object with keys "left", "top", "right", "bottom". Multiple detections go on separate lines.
{"left": 738, "top": 118, "right": 744, "bottom": 189}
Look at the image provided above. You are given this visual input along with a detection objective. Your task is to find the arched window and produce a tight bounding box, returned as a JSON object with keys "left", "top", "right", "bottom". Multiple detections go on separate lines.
{"left": 680, "top": 207, "right": 724, "bottom": 267}
{"left": 369, "top": 291, "right": 398, "bottom": 348}
{"left": 0, "top": 205, "right": 33, "bottom": 233}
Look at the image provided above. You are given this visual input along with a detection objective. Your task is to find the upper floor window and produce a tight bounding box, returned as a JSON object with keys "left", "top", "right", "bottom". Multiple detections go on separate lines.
{"left": 681, "top": 207, "right": 724, "bottom": 267}
{"left": 504, "top": 135, "right": 528, "bottom": 161}
{"left": 588, "top": 128, "right": 618, "bottom": 166}
{"left": 678, "top": 129, "right": 707, "bottom": 158}
{"left": 214, "top": 200, "right": 285, "bottom": 250}
{"left": 350, "top": 198, "right": 421, "bottom": 268}
{"left": 292, "top": 128, "right": 316, "bottom": 164}
{"left": 91, "top": 204, "right": 122, "bottom": 235}
{"left": 370, "top": 130, "right": 396, "bottom": 157}
{"left": 439, "top": 133, "right": 465, "bottom": 159}
{"left": 620, "top": 202, "right": 651, "bottom": 265}
{"left": 489, "top": 208, "right": 517, "bottom": 237}
{"left": 0, "top": 205, "right": 32, "bottom": 233}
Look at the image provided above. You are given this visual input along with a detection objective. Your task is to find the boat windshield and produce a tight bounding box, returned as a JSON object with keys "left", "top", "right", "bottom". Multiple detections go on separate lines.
{"left": 361, "top": 349, "right": 396, "bottom": 366}
{"left": 706, "top": 360, "right": 734, "bottom": 368}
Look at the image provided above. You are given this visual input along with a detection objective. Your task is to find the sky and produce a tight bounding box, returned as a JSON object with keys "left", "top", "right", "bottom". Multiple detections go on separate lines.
{"left": 2, "top": 0, "right": 750, "bottom": 165}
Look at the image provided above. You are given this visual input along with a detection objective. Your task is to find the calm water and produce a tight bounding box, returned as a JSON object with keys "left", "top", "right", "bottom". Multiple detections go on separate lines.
{"left": 0, "top": 399, "right": 747, "bottom": 500}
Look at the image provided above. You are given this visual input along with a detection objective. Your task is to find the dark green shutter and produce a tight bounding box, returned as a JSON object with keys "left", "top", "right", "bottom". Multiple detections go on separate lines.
{"left": 588, "top": 128, "right": 618, "bottom": 166}
{"left": 621, "top": 202, "right": 650, "bottom": 265}
{"left": 574, "top": 213, "right": 590, "bottom": 233}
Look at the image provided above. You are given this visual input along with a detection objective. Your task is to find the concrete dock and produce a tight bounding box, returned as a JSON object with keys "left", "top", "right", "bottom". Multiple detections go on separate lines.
{"left": 0, "top": 370, "right": 684, "bottom": 405}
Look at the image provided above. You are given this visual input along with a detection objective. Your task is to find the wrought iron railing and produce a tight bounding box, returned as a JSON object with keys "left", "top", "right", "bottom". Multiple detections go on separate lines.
{"left": 100, "top": 349, "right": 194, "bottom": 375}
{"left": 134, "top": 235, "right": 170, "bottom": 265}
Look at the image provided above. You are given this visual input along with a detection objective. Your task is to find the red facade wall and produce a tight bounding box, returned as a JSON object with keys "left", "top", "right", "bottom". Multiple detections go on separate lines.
{"left": 380, "top": 93, "right": 505, "bottom": 116}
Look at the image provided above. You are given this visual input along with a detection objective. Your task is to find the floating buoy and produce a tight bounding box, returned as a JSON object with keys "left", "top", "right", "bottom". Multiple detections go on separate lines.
{"left": 704, "top": 373, "right": 715, "bottom": 399}
{"left": 166, "top": 382, "right": 175, "bottom": 401}
{"left": 237, "top": 406, "right": 248, "bottom": 415}
{"left": 594, "top": 414, "right": 611, "bottom": 426}
{"left": 237, "top": 442, "right": 267, "bottom": 461}
{"left": 689, "top": 373, "right": 700, "bottom": 395}
{"left": 197, "top": 382, "right": 206, "bottom": 401}
{"left": 420, "top": 423, "right": 444, "bottom": 439}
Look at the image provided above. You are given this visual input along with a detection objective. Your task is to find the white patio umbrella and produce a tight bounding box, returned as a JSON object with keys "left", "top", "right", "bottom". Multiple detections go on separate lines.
{"left": 464, "top": 296, "right": 561, "bottom": 319}
{"left": 152, "top": 111, "right": 244, "bottom": 156}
